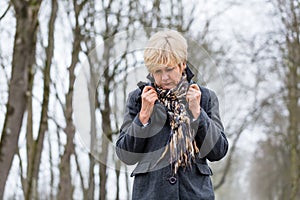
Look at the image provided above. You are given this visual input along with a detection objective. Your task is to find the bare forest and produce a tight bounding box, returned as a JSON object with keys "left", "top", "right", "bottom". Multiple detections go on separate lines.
{"left": 0, "top": 0, "right": 299, "bottom": 199}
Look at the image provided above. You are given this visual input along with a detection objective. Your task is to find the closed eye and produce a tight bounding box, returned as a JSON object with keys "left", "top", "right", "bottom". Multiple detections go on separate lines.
{"left": 166, "top": 67, "right": 174, "bottom": 72}
{"left": 154, "top": 69, "right": 162, "bottom": 74}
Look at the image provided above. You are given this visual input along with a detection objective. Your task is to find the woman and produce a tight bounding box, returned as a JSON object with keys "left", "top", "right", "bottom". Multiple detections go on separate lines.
{"left": 116, "top": 30, "right": 228, "bottom": 200}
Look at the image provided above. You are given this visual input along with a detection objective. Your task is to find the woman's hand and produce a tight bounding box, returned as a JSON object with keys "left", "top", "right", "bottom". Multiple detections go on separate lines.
{"left": 186, "top": 84, "right": 201, "bottom": 119}
{"left": 139, "top": 86, "right": 158, "bottom": 124}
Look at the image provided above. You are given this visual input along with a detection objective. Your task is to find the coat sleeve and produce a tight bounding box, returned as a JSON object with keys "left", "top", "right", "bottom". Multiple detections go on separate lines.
{"left": 115, "top": 89, "right": 167, "bottom": 165}
{"left": 191, "top": 90, "right": 228, "bottom": 161}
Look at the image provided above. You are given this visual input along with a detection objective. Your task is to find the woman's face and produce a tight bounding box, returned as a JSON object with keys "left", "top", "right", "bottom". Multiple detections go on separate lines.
{"left": 152, "top": 63, "right": 186, "bottom": 89}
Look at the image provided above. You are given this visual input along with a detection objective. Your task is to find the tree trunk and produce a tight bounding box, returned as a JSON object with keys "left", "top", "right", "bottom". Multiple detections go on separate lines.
{"left": 99, "top": 38, "right": 114, "bottom": 200}
{"left": 115, "top": 160, "right": 121, "bottom": 200}
{"left": 23, "top": 51, "right": 35, "bottom": 197}
{"left": 25, "top": 0, "right": 57, "bottom": 199}
{"left": 284, "top": 1, "right": 300, "bottom": 199}
{"left": 86, "top": 68, "right": 97, "bottom": 200}
{"left": 0, "top": 0, "right": 41, "bottom": 198}
{"left": 57, "top": 1, "right": 84, "bottom": 198}
{"left": 48, "top": 131, "right": 55, "bottom": 200}
{"left": 287, "top": 41, "right": 300, "bottom": 200}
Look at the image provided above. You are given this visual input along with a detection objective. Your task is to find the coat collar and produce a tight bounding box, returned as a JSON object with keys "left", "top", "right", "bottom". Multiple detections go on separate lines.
{"left": 185, "top": 62, "right": 195, "bottom": 82}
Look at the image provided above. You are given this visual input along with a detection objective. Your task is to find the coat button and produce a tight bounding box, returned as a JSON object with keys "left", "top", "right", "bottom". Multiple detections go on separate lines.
{"left": 168, "top": 176, "right": 177, "bottom": 185}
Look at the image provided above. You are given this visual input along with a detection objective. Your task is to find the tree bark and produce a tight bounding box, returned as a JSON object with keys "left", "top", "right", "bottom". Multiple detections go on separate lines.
{"left": 85, "top": 2, "right": 98, "bottom": 197}
{"left": 115, "top": 159, "right": 121, "bottom": 200}
{"left": 0, "top": 0, "right": 41, "bottom": 198}
{"left": 86, "top": 68, "right": 97, "bottom": 200}
{"left": 99, "top": 84, "right": 112, "bottom": 200}
{"left": 287, "top": 39, "right": 300, "bottom": 200}
{"left": 23, "top": 50, "right": 35, "bottom": 197}
{"left": 98, "top": 36, "right": 115, "bottom": 200}
{"left": 57, "top": 1, "right": 85, "bottom": 199}
{"left": 279, "top": 1, "right": 300, "bottom": 199}
{"left": 25, "top": 0, "right": 58, "bottom": 199}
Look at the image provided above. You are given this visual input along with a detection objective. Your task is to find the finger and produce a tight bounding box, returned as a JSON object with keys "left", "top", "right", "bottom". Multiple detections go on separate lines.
{"left": 187, "top": 90, "right": 200, "bottom": 97}
{"left": 146, "top": 92, "right": 158, "bottom": 99}
{"left": 144, "top": 93, "right": 158, "bottom": 103}
{"left": 189, "top": 84, "right": 200, "bottom": 91}
{"left": 187, "top": 87, "right": 201, "bottom": 95}
{"left": 143, "top": 89, "right": 157, "bottom": 97}
{"left": 142, "top": 88, "right": 156, "bottom": 99}
{"left": 143, "top": 86, "right": 155, "bottom": 93}
{"left": 147, "top": 89, "right": 157, "bottom": 96}
{"left": 187, "top": 88, "right": 196, "bottom": 95}
{"left": 186, "top": 90, "right": 201, "bottom": 101}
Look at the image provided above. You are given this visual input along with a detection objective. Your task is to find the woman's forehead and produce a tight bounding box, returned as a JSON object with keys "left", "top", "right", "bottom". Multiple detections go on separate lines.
{"left": 150, "top": 62, "right": 178, "bottom": 69}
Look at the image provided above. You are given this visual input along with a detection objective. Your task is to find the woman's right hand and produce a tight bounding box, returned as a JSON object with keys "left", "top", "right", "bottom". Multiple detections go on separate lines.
{"left": 139, "top": 86, "right": 158, "bottom": 124}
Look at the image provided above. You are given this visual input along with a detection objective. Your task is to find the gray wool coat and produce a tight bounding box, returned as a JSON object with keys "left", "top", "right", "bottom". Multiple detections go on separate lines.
{"left": 116, "top": 67, "right": 228, "bottom": 200}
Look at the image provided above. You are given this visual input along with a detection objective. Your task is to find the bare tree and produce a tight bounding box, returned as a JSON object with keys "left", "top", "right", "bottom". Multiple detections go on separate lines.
{"left": 0, "top": 0, "right": 264, "bottom": 198}
{"left": 236, "top": 1, "right": 300, "bottom": 198}
{"left": 272, "top": 1, "right": 300, "bottom": 199}
{"left": 24, "top": 0, "right": 58, "bottom": 199}
{"left": 249, "top": 118, "right": 290, "bottom": 199}
{"left": 0, "top": 0, "right": 42, "bottom": 198}
{"left": 57, "top": 0, "right": 88, "bottom": 199}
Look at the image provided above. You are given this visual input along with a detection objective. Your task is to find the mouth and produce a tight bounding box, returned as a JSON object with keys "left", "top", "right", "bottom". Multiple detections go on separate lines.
{"left": 161, "top": 83, "right": 173, "bottom": 89}
{"left": 162, "top": 82, "right": 171, "bottom": 85}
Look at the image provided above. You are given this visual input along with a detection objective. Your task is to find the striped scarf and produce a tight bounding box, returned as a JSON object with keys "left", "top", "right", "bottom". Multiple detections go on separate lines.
{"left": 155, "top": 73, "right": 199, "bottom": 174}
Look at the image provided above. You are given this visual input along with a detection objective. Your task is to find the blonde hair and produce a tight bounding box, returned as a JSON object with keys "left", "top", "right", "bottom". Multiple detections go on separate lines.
{"left": 144, "top": 30, "right": 188, "bottom": 72}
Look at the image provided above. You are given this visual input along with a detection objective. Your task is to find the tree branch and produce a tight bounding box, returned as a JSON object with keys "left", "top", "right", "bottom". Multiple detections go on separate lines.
{"left": 74, "top": 147, "right": 87, "bottom": 195}
{"left": 0, "top": 1, "right": 11, "bottom": 21}
{"left": 214, "top": 93, "right": 275, "bottom": 190}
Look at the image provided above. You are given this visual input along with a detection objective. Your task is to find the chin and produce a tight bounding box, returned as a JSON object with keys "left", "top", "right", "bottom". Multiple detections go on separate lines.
{"left": 157, "top": 83, "right": 175, "bottom": 90}
{"left": 162, "top": 85, "right": 174, "bottom": 90}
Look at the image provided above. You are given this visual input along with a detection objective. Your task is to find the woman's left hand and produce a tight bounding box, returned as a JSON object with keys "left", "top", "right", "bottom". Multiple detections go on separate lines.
{"left": 186, "top": 84, "right": 201, "bottom": 119}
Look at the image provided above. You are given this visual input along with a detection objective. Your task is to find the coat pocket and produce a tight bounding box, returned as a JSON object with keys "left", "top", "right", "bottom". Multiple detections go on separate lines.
{"left": 131, "top": 162, "right": 151, "bottom": 177}
{"left": 195, "top": 163, "right": 213, "bottom": 176}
